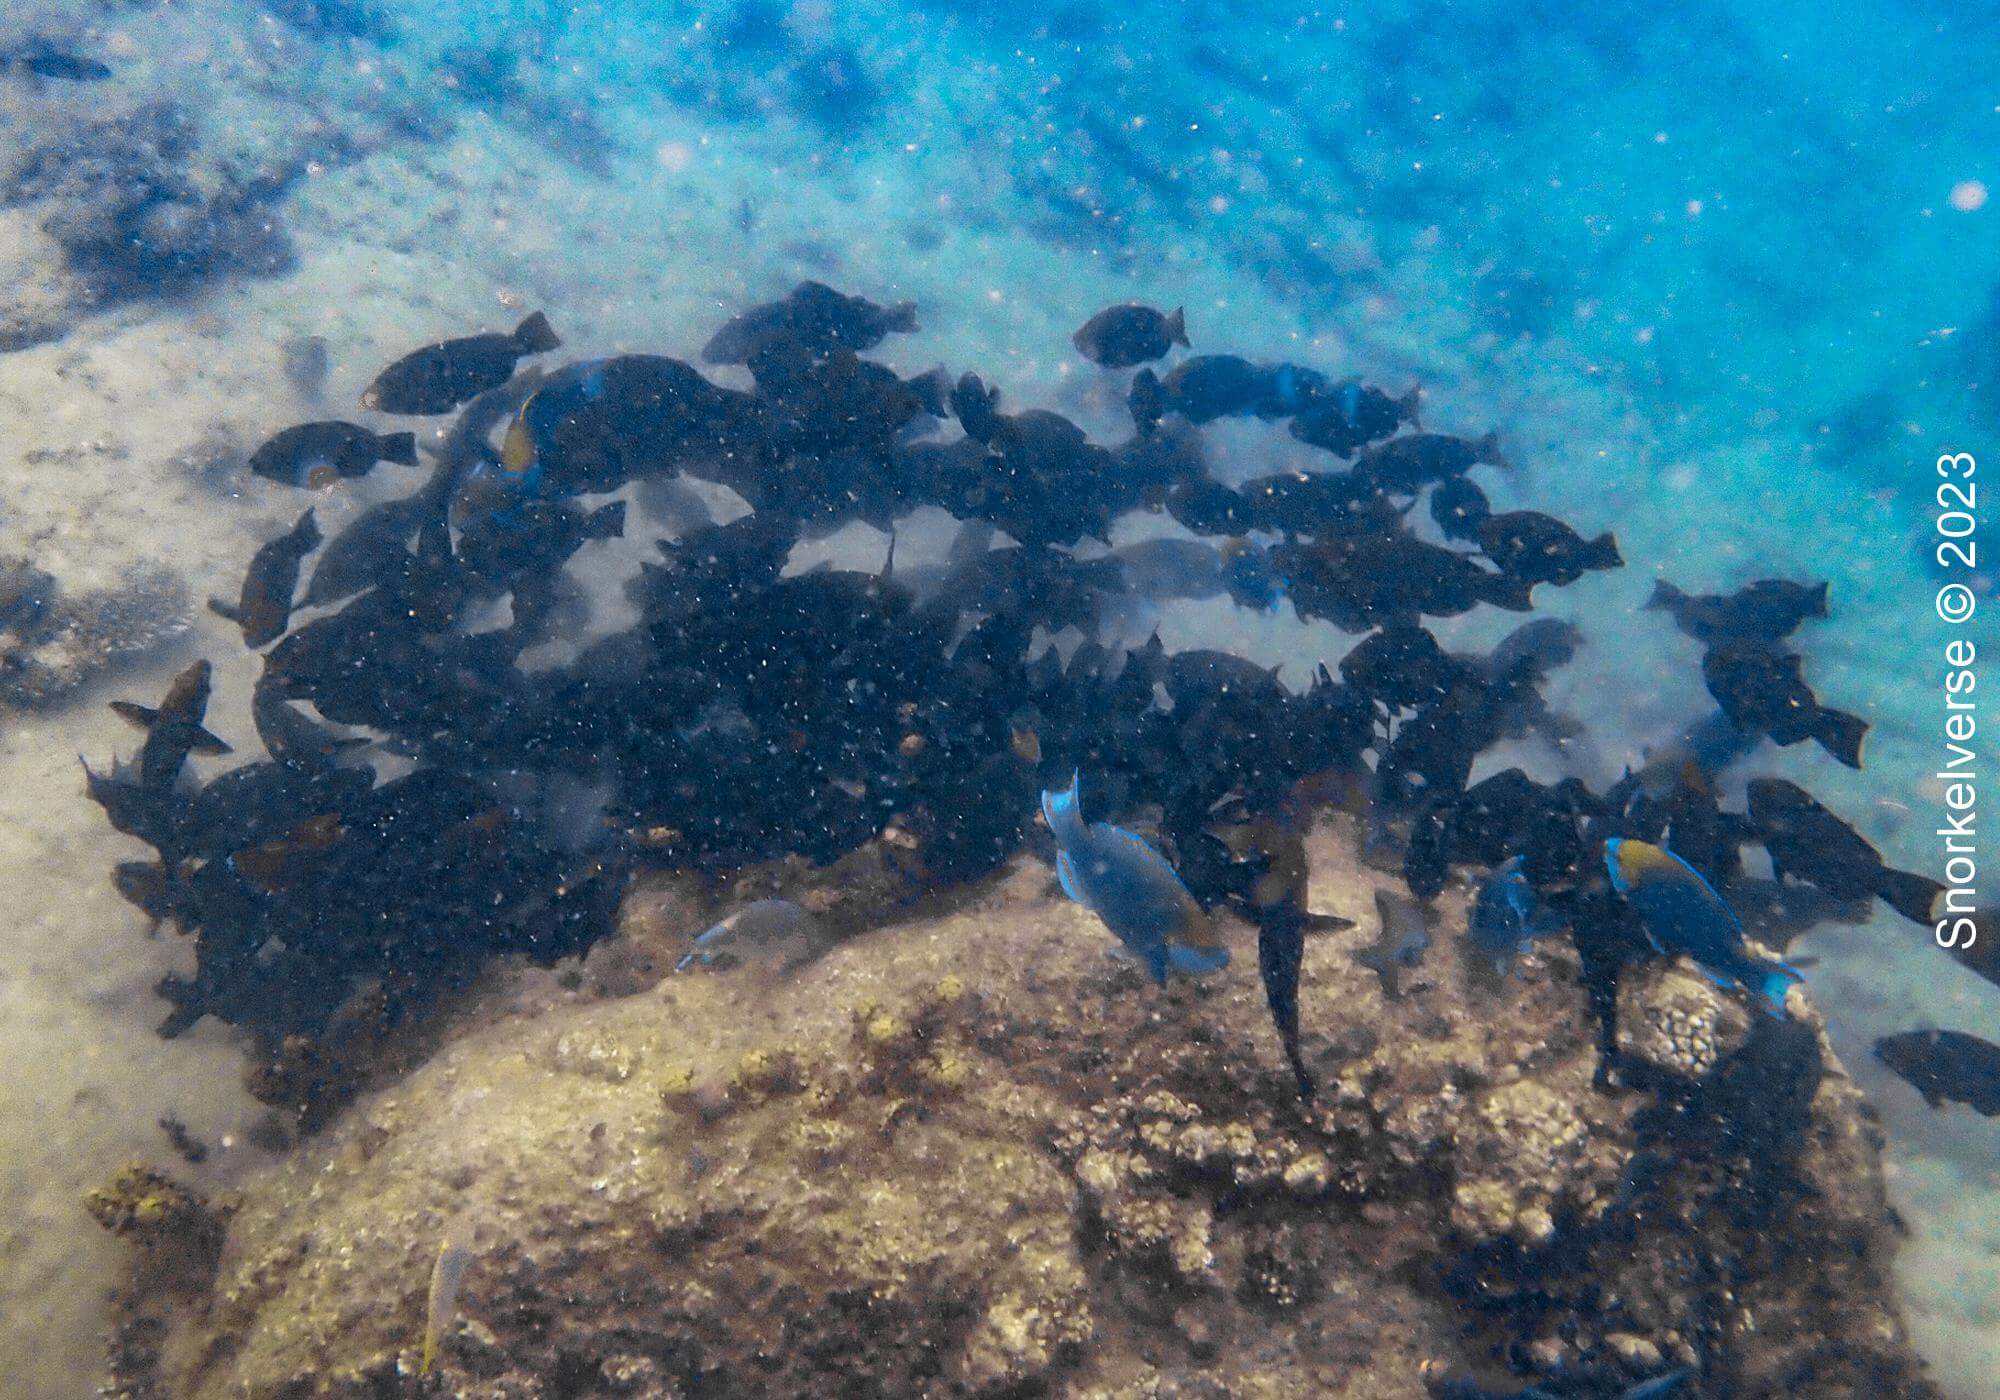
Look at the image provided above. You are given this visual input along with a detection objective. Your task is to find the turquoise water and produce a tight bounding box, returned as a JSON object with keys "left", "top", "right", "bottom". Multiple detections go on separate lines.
{"left": 0, "top": 1, "right": 1994, "bottom": 1396}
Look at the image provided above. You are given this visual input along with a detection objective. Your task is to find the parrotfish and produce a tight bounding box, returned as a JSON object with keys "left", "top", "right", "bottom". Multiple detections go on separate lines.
{"left": 1041, "top": 770, "right": 1229, "bottom": 985}
{"left": 1468, "top": 854, "right": 1560, "bottom": 976}
{"left": 1647, "top": 576, "right": 1828, "bottom": 645}
{"left": 249, "top": 421, "right": 417, "bottom": 489}
{"left": 108, "top": 659, "right": 231, "bottom": 790}
{"left": 1604, "top": 837, "right": 1802, "bottom": 1017}
{"left": 209, "top": 508, "right": 321, "bottom": 648}
{"left": 1875, "top": 1028, "right": 2000, "bottom": 1116}
{"left": 1072, "top": 303, "right": 1188, "bottom": 368}
{"left": 701, "top": 281, "right": 916, "bottom": 364}
{"left": 363, "top": 312, "right": 561, "bottom": 415}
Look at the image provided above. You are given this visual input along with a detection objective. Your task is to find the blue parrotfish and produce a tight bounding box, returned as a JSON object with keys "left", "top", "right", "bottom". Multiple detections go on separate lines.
{"left": 1469, "top": 854, "right": 1562, "bottom": 976}
{"left": 1605, "top": 837, "right": 1802, "bottom": 1017}
{"left": 1041, "top": 771, "right": 1229, "bottom": 985}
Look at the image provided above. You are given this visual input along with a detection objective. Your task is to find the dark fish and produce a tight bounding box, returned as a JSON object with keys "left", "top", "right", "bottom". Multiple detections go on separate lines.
{"left": 1339, "top": 623, "right": 1472, "bottom": 711}
{"left": 80, "top": 755, "right": 187, "bottom": 851}
{"left": 361, "top": 312, "right": 561, "bottom": 415}
{"left": 10, "top": 44, "right": 112, "bottom": 81}
{"left": 701, "top": 281, "right": 916, "bottom": 364}
{"left": 1647, "top": 576, "right": 1829, "bottom": 645}
{"left": 1701, "top": 640, "right": 1867, "bottom": 769}
{"left": 113, "top": 859, "right": 175, "bottom": 922}
{"left": 1475, "top": 510, "right": 1620, "bottom": 587}
{"left": 1429, "top": 475, "right": 1490, "bottom": 541}
{"left": 1290, "top": 380, "right": 1421, "bottom": 457}
{"left": 1747, "top": 778, "right": 1942, "bottom": 925}
{"left": 1072, "top": 304, "right": 1188, "bottom": 368}
{"left": 1128, "top": 366, "right": 1166, "bottom": 435}
{"left": 1357, "top": 889, "right": 1430, "bottom": 998}
{"left": 249, "top": 422, "right": 417, "bottom": 489}
{"left": 252, "top": 685, "right": 369, "bottom": 774}
{"left": 1484, "top": 618, "right": 1582, "bottom": 681}
{"left": 107, "top": 660, "right": 231, "bottom": 790}
{"left": 209, "top": 508, "right": 321, "bottom": 648}
{"left": 1606, "top": 837, "right": 1802, "bottom": 1016}
{"left": 1354, "top": 431, "right": 1502, "bottom": 495}
{"left": 1157, "top": 355, "right": 1270, "bottom": 422}
{"left": 304, "top": 487, "right": 445, "bottom": 607}
{"left": 1875, "top": 1029, "right": 2000, "bottom": 1115}
{"left": 1274, "top": 531, "right": 1534, "bottom": 631}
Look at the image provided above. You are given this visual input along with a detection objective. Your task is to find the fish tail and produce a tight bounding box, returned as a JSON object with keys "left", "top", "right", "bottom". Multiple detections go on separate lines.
{"left": 1645, "top": 578, "right": 1684, "bottom": 611}
{"left": 1398, "top": 384, "right": 1424, "bottom": 428}
{"left": 888, "top": 299, "right": 920, "bottom": 334}
{"left": 1875, "top": 865, "right": 1945, "bottom": 926}
{"left": 1167, "top": 306, "right": 1189, "bottom": 347}
{"left": 206, "top": 597, "right": 241, "bottom": 623}
{"left": 378, "top": 430, "right": 419, "bottom": 466}
{"left": 512, "top": 310, "right": 561, "bottom": 353}
{"left": 585, "top": 501, "right": 627, "bottom": 540}
{"left": 1586, "top": 531, "right": 1622, "bottom": 569}
{"left": 1809, "top": 580, "right": 1831, "bottom": 616}
{"left": 1040, "top": 769, "right": 1087, "bottom": 851}
{"left": 1475, "top": 430, "right": 1509, "bottom": 469}
{"left": 1757, "top": 961, "right": 1805, "bottom": 1018}
{"left": 1814, "top": 707, "right": 1869, "bottom": 770}
{"left": 295, "top": 508, "right": 323, "bottom": 549}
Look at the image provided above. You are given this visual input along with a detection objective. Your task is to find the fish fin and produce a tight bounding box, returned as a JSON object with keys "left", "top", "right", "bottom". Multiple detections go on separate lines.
{"left": 1815, "top": 707, "right": 1869, "bottom": 770}
{"left": 293, "top": 508, "right": 322, "bottom": 548}
{"left": 1586, "top": 531, "right": 1622, "bottom": 569}
{"left": 584, "top": 501, "right": 627, "bottom": 540}
{"left": 207, "top": 597, "right": 242, "bottom": 623}
{"left": 189, "top": 726, "right": 233, "bottom": 756}
{"left": 377, "top": 430, "right": 419, "bottom": 466}
{"left": 1754, "top": 961, "right": 1805, "bottom": 1017}
{"left": 1167, "top": 306, "right": 1189, "bottom": 347}
{"left": 1475, "top": 430, "right": 1509, "bottom": 469}
{"left": 888, "top": 300, "right": 919, "bottom": 334}
{"left": 1645, "top": 578, "right": 1684, "bottom": 611}
{"left": 1055, "top": 850, "right": 1082, "bottom": 905}
{"left": 1040, "top": 770, "right": 1086, "bottom": 849}
{"left": 108, "top": 701, "right": 159, "bottom": 729}
{"left": 1809, "top": 580, "right": 1830, "bottom": 616}
{"left": 512, "top": 310, "right": 561, "bottom": 353}
{"left": 1168, "top": 944, "right": 1229, "bottom": 975}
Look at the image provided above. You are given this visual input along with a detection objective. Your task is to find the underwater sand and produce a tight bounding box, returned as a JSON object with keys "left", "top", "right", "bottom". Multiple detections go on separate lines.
{"left": 1, "top": 0, "right": 1997, "bottom": 1395}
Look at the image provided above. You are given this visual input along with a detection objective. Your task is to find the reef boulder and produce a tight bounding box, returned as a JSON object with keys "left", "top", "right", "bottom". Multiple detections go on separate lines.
{"left": 110, "top": 813, "right": 1938, "bottom": 1399}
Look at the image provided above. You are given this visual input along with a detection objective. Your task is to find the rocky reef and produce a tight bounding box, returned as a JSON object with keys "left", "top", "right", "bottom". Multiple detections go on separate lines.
{"left": 104, "top": 813, "right": 1934, "bottom": 1399}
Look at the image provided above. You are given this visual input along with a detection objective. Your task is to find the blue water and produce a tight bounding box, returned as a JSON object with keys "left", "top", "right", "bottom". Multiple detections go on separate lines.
{"left": 2, "top": 0, "right": 1996, "bottom": 1395}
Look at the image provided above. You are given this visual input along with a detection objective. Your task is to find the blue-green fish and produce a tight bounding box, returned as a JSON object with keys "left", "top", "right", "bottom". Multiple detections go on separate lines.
{"left": 1605, "top": 837, "right": 1801, "bottom": 1016}
{"left": 1041, "top": 771, "right": 1228, "bottom": 985}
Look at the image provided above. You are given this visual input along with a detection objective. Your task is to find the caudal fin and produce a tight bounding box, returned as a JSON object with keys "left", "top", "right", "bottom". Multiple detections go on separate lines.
{"left": 1474, "top": 431, "right": 1510, "bottom": 469}
{"left": 376, "top": 430, "right": 419, "bottom": 466}
{"left": 1481, "top": 569, "right": 1538, "bottom": 612}
{"left": 1585, "top": 531, "right": 1623, "bottom": 571}
{"left": 1167, "top": 306, "right": 1189, "bottom": 348}
{"left": 1757, "top": 961, "right": 1805, "bottom": 1018}
{"left": 887, "top": 299, "right": 920, "bottom": 334}
{"left": 1875, "top": 865, "right": 1946, "bottom": 926}
{"left": 1814, "top": 707, "right": 1869, "bottom": 770}
{"left": 1040, "top": 769, "right": 1087, "bottom": 850}
{"left": 1645, "top": 578, "right": 1685, "bottom": 612}
{"left": 511, "top": 311, "right": 562, "bottom": 354}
